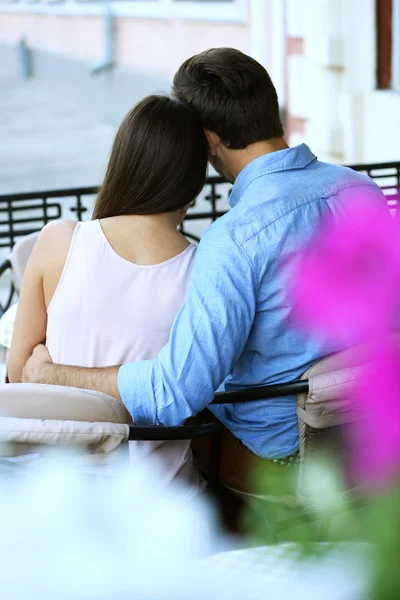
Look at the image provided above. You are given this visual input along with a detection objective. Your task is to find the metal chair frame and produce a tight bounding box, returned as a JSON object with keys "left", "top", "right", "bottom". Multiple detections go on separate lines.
{"left": 127, "top": 380, "right": 310, "bottom": 493}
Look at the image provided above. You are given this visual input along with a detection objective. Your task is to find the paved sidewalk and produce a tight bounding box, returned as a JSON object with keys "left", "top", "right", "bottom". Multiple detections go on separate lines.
{"left": 0, "top": 65, "right": 115, "bottom": 194}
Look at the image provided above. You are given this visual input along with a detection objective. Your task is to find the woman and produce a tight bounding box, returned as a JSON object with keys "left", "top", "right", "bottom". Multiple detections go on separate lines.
{"left": 8, "top": 95, "right": 209, "bottom": 489}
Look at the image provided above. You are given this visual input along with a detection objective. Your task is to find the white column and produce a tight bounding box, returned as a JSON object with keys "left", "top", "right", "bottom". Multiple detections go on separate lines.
{"left": 250, "top": 0, "right": 286, "bottom": 105}
{"left": 288, "top": 0, "right": 346, "bottom": 162}
{"left": 271, "top": 0, "right": 286, "bottom": 105}
{"left": 250, "top": 0, "right": 269, "bottom": 68}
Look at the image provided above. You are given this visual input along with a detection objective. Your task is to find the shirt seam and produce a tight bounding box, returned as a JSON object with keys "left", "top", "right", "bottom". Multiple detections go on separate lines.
{"left": 238, "top": 181, "right": 380, "bottom": 247}
{"left": 222, "top": 225, "right": 260, "bottom": 289}
{"left": 147, "top": 361, "right": 160, "bottom": 425}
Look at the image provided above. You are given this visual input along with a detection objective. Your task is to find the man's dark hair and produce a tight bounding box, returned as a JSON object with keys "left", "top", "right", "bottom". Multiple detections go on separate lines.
{"left": 172, "top": 48, "right": 284, "bottom": 150}
{"left": 93, "top": 95, "right": 208, "bottom": 219}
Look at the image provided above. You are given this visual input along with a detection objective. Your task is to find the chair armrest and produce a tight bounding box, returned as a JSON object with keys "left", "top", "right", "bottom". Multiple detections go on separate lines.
{"left": 211, "top": 380, "right": 309, "bottom": 405}
{"left": 128, "top": 422, "right": 222, "bottom": 441}
{"left": 128, "top": 422, "right": 223, "bottom": 492}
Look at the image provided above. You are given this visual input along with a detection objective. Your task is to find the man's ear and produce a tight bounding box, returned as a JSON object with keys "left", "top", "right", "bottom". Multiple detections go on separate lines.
{"left": 204, "top": 129, "right": 220, "bottom": 156}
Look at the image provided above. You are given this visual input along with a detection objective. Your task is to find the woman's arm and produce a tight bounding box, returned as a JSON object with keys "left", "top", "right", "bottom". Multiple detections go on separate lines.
{"left": 8, "top": 237, "right": 47, "bottom": 382}
{"left": 8, "top": 221, "right": 76, "bottom": 383}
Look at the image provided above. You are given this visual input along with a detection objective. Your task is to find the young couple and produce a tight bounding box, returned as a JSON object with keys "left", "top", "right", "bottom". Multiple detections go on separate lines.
{"left": 9, "top": 48, "right": 387, "bottom": 493}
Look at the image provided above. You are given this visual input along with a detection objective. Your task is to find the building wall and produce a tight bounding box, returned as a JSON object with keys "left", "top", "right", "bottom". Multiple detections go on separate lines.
{"left": 0, "top": 0, "right": 287, "bottom": 80}
{"left": 0, "top": 12, "right": 251, "bottom": 78}
{"left": 0, "top": 9, "right": 249, "bottom": 127}
{"left": 285, "top": 0, "right": 400, "bottom": 164}
{"left": 0, "top": 14, "right": 103, "bottom": 63}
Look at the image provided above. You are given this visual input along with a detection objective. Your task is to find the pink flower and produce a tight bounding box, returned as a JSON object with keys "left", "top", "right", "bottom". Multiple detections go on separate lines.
{"left": 288, "top": 190, "right": 400, "bottom": 486}
{"left": 288, "top": 192, "right": 400, "bottom": 345}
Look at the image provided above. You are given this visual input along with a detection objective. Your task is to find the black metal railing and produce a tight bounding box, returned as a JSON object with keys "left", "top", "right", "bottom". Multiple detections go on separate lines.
{"left": 0, "top": 162, "right": 398, "bottom": 311}
{"left": 0, "top": 162, "right": 399, "bottom": 251}
{"left": 180, "top": 176, "right": 230, "bottom": 243}
{"left": 0, "top": 186, "right": 95, "bottom": 250}
{"left": 0, "top": 177, "right": 233, "bottom": 249}
{"left": 347, "top": 161, "right": 400, "bottom": 212}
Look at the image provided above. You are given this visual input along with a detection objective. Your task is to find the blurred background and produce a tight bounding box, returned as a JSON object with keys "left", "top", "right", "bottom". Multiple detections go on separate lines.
{"left": 0, "top": 0, "right": 398, "bottom": 195}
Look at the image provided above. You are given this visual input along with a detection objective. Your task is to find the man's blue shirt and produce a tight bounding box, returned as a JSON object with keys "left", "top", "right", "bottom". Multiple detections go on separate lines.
{"left": 118, "top": 144, "right": 386, "bottom": 458}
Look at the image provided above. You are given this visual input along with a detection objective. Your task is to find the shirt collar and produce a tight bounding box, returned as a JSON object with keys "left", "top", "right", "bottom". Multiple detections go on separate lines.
{"left": 229, "top": 143, "right": 317, "bottom": 208}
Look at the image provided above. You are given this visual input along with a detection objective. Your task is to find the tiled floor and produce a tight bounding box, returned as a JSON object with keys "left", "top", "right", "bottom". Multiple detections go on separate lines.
{"left": 0, "top": 54, "right": 115, "bottom": 196}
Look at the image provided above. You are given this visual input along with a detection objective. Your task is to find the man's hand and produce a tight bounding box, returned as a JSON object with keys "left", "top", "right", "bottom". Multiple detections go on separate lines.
{"left": 21, "top": 344, "right": 122, "bottom": 402}
{"left": 22, "top": 344, "right": 53, "bottom": 384}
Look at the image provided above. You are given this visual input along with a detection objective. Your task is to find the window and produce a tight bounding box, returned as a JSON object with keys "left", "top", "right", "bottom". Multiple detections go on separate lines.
{"left": 393, "top": 0, "right": 400, "bottom": 90}
{"left": 376, "top": 0, "right": 400, "bottom": 90}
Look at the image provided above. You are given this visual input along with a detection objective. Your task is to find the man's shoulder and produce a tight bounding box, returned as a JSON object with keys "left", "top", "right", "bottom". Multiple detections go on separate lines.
{"left": 310, "top": 160, "right": 380, "bottom": 194}
{"left": 199, "top": 161, "right": 383, "bottom": 250}
{"left": 195, "top": 213, "right": 256, "bottom": 268}
{"left": 199, "top": 215, "right": 237, "bottom": 249}
{"left": 241, "top": 159, "right": 382, "bottom": 218}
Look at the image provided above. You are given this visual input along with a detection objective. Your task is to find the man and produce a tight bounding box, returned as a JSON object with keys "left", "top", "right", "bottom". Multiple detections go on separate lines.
{"left": 23, "top": 48, "right": 386, "bottom": 490}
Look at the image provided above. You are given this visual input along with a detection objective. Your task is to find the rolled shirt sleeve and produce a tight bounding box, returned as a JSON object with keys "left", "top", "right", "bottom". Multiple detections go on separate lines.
{"left": 117, "top": 224, "right": 258, "bottom": 425}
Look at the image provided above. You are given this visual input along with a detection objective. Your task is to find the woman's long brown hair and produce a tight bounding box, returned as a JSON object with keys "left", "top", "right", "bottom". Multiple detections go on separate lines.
{"left": 93, "top": 95, "right": 208, "bottom": 219}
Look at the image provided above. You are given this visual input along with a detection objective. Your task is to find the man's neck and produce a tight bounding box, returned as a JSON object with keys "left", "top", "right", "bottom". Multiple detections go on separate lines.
{"left": 228, "top": 137, "right": 289, "bottom": 181}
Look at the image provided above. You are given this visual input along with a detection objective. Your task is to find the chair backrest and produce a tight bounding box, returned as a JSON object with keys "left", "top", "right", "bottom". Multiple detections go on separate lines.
{"left": 296, "top": 333, "right": 400, "bottom": 458}
{"left": 298, "top": 356, "right": 366, "bottom": 431}
{"left": 9, "top": 231, "right": 40, "bottom": 291}
{"left": 298, "top": 333, "right": 400, "bottom": 428}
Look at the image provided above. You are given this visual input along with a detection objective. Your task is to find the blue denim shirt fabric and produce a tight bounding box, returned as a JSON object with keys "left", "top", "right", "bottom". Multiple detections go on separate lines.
{"left": 118, "top": 144, "right": 387, "bottom": 458}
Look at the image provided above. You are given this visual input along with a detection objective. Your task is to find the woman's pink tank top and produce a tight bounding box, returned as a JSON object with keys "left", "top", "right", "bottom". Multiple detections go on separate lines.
{"left": 46, "top": 220, "right": 201, "bottom": 491}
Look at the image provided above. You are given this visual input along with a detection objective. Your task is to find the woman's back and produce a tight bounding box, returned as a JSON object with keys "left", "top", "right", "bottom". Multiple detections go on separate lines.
{"left": 46, "top": 219, "right": 196, "bottom": 367}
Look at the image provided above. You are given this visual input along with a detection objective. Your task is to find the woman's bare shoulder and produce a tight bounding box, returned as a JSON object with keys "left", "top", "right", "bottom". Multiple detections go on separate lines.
{"left": 37, "top": 220, "right": 77, "bottom": 251}
{"left": 39, "top": 219, "right": 77, "bottom": 241}
{"left": 33, "top": 220, "right": 78, "bottom": 269}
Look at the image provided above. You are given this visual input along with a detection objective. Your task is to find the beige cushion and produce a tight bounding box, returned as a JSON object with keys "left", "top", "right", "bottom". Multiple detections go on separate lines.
{"left": 298, "top": 365, "right": 366, "bottom": 430}
{"left": 0, "top": 417, "right": 129, "bottom": 454}
{"left": 0, "top": 383, "right": 132, "bottom": 424}
{"left": 296, "top": 334, "right": 400, "bottom": 431}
